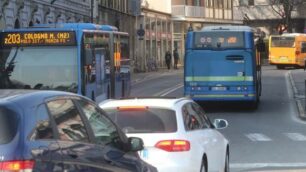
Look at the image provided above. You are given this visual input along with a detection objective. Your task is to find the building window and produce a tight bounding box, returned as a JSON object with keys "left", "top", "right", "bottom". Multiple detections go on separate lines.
{"left": 248, "top": 0, "right": 254, "bottom": 6}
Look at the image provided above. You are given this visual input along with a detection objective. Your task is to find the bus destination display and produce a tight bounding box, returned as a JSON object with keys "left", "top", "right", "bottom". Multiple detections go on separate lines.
{"left": 1, "top": 31, "right": 76, "bottom": 47}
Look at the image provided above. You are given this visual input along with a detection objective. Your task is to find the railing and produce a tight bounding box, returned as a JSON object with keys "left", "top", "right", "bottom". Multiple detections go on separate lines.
{"left": 172, "top": 5, "right": 205, "bottom": 18}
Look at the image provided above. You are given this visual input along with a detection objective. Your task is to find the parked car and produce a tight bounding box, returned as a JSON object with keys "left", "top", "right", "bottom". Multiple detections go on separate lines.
{"left": 100, "top": 97, "right": 229, "bottom": 172}
{"left": 0, "top": 90, "right": 157, "bottom": 172}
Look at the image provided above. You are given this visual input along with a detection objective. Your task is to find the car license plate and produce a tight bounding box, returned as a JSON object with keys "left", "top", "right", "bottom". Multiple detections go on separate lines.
{"left": 139, "top": 148, "right": 148, "bottom": 159}
{"left": 211, "top": 86, "right": 227, "bottom": 91}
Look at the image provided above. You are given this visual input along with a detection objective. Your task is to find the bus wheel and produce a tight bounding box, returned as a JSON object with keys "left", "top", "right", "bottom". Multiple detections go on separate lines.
{"left": 276, "top": 65, "right": 285, "bottom": 69}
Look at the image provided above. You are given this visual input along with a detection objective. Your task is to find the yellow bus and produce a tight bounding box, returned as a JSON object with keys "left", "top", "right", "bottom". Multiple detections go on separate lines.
{"left": 269, "top": 33, "right": 306, "bottom": 69}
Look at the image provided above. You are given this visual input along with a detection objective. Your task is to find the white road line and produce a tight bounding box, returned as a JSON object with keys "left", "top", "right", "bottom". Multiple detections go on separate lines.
{"left": 284, "top": 133, "right": 306, "bottom": 141}
{"left": 231, "top": 162, "right": 306, "bottom": 169}
{"left": 245, "top": 133, "right": 272, "bottom": 141}
{"left": 153, "top": 83, "right": 183, "bottom": 97}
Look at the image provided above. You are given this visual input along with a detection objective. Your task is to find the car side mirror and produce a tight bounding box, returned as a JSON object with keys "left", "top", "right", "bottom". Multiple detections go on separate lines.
{"left": 128, "top": 137, "right": 144, "bottom": 152}
{"left": 213, "top": 119, "right": 228, "bottom": 129}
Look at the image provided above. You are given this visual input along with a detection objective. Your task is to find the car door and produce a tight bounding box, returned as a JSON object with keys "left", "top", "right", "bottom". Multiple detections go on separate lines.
{"left": 76, "top": 99, "right": 146, "bottom": 172}
{"left": 46, "top": 98, "right": 113, "bottom": 172}
{"left": 27, "top": 103, "right": 63, "bottom": 172}
{"left": 192, "top": 103, "right": 226, "bottom": 171}
{"left": 182, "top": 102, "right": 222, "bottom": 171}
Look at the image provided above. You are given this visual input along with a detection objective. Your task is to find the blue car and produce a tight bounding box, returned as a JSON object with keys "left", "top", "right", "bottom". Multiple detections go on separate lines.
{"left": 0, "top": 90, "right": 157, "bottom": 172}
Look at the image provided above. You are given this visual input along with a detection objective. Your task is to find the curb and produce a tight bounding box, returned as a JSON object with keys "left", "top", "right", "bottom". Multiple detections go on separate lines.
{"left": 288, "top": 71, "right": 306, "bottom": 120}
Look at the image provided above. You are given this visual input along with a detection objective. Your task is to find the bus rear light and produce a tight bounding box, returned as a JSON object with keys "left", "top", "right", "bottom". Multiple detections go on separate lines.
{"left": 296, "top": 51, "right": 300, "bottom": 55}
{"left": 0, "top": 160, "right": 34, "bottom": 171}
{"left": 155, "top": 140, "right": 190, "bottom": 152}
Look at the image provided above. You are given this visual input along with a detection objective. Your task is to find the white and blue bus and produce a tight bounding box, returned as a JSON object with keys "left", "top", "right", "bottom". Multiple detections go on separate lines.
{"left": 0, "top": 23, "right": 130, "bottom": 102}
{"left": 184, "top": 25, "right": 262, "bottom": 108}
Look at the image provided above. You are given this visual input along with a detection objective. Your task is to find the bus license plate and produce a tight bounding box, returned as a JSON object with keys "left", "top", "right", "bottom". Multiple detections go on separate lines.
{"left": 211, "top": 87, "right": 227, "bottom": 91}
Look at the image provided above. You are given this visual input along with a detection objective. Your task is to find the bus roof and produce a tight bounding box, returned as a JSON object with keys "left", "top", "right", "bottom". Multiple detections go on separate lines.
{"left": 2, "top": 23, "right": 118, "bottom": 32}
{"left": 201, "top": 25, "right": 253, "bottom": 32}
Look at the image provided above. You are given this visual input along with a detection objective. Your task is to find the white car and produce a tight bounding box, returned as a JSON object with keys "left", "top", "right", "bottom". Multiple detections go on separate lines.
{"left": 99, "top": 97, "right": 229, "bottom": 172}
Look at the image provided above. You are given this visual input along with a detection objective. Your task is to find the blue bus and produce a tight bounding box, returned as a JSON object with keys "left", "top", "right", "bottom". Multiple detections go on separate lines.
{"left": 0, "top": 23, "right": 130, "bottom": 102}
{"left": 184, "top": 25, "right": 262, "bottom": 107}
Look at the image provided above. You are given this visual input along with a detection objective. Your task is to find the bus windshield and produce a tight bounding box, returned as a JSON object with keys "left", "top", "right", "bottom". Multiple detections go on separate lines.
{"left": 271, "top": 36, "right": 295, "bottom": 47}
{"left": 0, "top": 46, "right": 78, "bottom": 92}
{"left": 193, "top": 32, "right": 245, "bottom": 49}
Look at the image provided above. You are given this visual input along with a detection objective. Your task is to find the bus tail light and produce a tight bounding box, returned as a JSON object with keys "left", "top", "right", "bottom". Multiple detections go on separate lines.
{"left": 0, "top": 160, "right": 34, "bottom": 171}
{"left": 155, "top": 140, "right": 190, "bottom": 152}
{"left": 296, "top": 51, "right": 300, "bottom": 56}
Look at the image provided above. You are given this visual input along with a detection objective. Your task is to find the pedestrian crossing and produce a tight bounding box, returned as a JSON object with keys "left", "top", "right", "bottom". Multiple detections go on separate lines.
{"left": 243, "top": 132, "right": 306, "bottom": 142}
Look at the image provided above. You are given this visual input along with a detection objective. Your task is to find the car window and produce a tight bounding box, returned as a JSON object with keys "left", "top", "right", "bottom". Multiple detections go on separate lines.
{"left": 182, "top": 103, "right": 207, "bottom": 131}
{"left": 47, "top": 99, "right": 89, "bottom": 142}
{"left": 78, "top": 100, "right": 120, "bottom": 145}
{"left": 0, "top": 106, "right": 19, "bottom": 144}
{"left": 104, "top": 107, "right": 177, "bottom": 133}
{"left": 30, "top": 104, "right": 54, "bottom": 140}
{"left": 192, "top": 103, "right": 212, "bottom": 128}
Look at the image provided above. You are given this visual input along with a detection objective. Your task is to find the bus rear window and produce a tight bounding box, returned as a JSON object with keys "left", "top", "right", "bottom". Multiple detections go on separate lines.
{"left": 271, "top": 37, "right": 295, "bottom": 47}
{"left": 104, "top": 108, "right": 177, "bottom": 133}
{"left": 193, "top": 32, "right": 245, "bottom": 49}
{"left": 0, "top": 107, "right": 19, "bottom": 144}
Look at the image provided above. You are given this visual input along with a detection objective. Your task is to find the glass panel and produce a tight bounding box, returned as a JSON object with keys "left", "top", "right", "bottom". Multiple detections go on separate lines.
{"left": 0, "top": 46, "right": 78, "bottom": 92}
{"left": 271, "top": 36, "right": 295, "bottom": 47}
{"left": 47, "top": 99, "right": 89, "bottom": 142}
{"left": 0, "top": 107, "right": 19, "bottom": 144}
{"left": 104, "top": 108, "right": 177, "bottom": 133}
{"left": 78, "top": 100, "right": 119, "bottom": 145}
{"left": 31, "top": 104, "right": 54, "bottom": 140}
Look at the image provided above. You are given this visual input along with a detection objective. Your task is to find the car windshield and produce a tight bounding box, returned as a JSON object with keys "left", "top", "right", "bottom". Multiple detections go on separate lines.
{"left": 0, "top": 106, "right": 19, "bottom": 144}
{"left": 0, "top": 46, "right": 78, "bottom": 92}
{"left": 103, "top": 107, "right": 177, "bottom": 133}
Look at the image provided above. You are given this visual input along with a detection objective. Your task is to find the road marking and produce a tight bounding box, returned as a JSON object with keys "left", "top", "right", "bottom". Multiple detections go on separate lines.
{"left": 284, "top": 133, "right": 306, "bottom": 141}
{"left": 245, "top": 133, "right": 272, "bottom": 141}
{"left": 231, "top": 162, "right": 306, "bottom": 169}
{"left": 153, "top": 83, "right": 183, "bottom": 97}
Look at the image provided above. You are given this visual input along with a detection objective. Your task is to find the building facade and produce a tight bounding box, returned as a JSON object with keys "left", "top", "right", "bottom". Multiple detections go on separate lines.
{"left": 0, "top": 0, "right": 91, "bottom": 29}
{"left": 233, "top": 0, "right": 306, "bottom": 35}
{"left": 134, "top": 0, "right": 172, "bottom": 71}
{"left": 171, "top": 0, "right": 241, "bottom": 65}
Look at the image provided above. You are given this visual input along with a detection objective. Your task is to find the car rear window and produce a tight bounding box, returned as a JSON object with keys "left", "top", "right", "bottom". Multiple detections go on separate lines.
{"left": 104, "top": 107, "right": 177, "bottom": 133}
{"left": 0, "top": 107, "right": 19, "bottom": 144}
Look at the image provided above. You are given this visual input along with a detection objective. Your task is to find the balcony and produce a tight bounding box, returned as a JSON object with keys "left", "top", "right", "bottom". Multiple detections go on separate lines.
{"left": 172, "top": 5, "right": 205, "bottom": 18}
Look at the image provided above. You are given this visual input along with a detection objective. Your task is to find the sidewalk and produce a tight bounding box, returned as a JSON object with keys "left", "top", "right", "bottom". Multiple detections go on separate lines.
{"left": 289, "top": 69, "right": 306, "bottom": 119}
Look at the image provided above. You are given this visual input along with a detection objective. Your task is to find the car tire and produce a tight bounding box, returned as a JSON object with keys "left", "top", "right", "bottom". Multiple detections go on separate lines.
{"left": 224, "top": 150, "right": 229, "bottom": 172}
{"left": 200, "top": 158, "right": 207, "bottom": 172}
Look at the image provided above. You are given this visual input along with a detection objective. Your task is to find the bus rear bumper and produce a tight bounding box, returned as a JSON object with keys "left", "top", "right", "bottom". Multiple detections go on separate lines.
{"left": 185, "top": 93, "right": 257, "bottom": 101}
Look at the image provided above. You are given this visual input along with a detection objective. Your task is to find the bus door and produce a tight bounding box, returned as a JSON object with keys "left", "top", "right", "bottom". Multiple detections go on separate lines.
{"left": 94, "top": 48, "right": 108, "bottom": 103}
{"left": 84, "top": 46, "right": 97, "bottom": 101}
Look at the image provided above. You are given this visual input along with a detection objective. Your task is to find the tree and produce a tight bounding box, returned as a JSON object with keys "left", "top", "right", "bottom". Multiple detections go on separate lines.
{"left": 269, "top": 0, "right": 303, "bottom": 34}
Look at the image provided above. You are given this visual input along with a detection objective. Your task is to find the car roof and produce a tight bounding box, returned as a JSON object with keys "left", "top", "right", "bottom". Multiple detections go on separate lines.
{"left": 0, "top": 89, "right": 80, "bottom": 106}
{"left": 99, "top": 97, "right": 191, "bottom": 109}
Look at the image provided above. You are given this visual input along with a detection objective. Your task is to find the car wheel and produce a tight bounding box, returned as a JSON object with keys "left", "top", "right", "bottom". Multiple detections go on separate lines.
{"left": 200, "top": 159, "right": 207, "bottom": 172}
{"left": 224, "top": 151, "right": 229, "bottom": 172}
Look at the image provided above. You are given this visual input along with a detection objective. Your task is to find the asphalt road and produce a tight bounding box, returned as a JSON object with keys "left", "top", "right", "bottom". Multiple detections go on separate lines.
{"left": 130, "top": 66, "right": 306, "bottom": 172}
